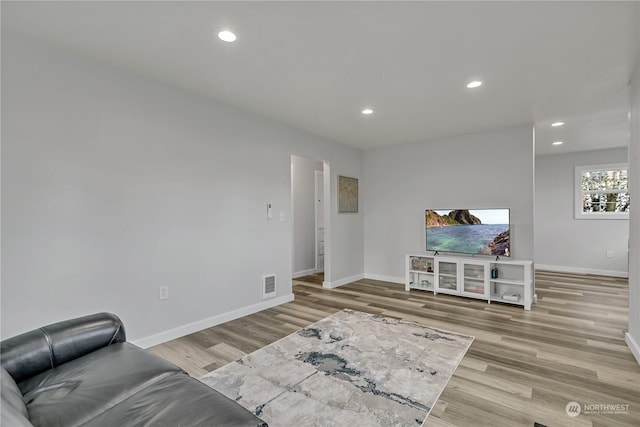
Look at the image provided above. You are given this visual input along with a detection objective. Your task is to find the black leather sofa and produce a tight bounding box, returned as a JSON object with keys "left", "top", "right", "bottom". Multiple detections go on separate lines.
{"left": 1, "top": 312, "right": 267, "bottom": 427}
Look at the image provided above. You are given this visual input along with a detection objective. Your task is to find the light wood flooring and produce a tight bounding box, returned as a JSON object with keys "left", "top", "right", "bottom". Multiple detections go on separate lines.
{"left": 150, "top": 271, "right": 639, "bottom": 427}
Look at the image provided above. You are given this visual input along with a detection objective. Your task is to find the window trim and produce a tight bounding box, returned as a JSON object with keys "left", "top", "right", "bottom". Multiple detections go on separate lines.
{"left": 574, "top": 162, "right": 629, "bottom": 220}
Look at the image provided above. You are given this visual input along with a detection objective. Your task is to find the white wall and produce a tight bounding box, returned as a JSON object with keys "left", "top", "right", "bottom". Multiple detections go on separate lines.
{"left": 535, "top": 148, "right": 629, "bottom": 277}
{"left": 363, "top": 125, "right": 534, "bottom": 283}
{"left": 627, "top": 49, "right": 640, "bottom": 363}
{"left": 1, "top": 34, "right": 363, "bottom": 344}
{"left": 291, "top": 155, "right": 323, "bottom": 277}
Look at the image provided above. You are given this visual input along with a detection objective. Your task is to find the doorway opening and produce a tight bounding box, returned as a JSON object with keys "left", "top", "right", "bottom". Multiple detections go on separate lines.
{"left": 291, "top": 155, "right": 330, "bottom": 284}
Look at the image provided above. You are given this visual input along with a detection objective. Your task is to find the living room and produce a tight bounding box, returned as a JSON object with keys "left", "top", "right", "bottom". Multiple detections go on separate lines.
{"left": 2, "top": 2, "right": 639, "bottom": 426}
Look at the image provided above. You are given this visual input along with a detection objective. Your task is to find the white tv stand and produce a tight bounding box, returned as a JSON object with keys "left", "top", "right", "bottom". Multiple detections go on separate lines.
{"left": 405, "top": 253, "right": 534, "bottom": 310}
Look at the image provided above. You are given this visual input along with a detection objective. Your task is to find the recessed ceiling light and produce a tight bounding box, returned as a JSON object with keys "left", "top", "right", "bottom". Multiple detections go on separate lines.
{"left": 551, "top": 122, "right": 565, "bottom": 127}
{"left": 362, "top": 108, "right": 374, "bottom": 115}
{"left": 552, "top": 141, "right": 564, "bottom": 146}
{"left": 466, "top": 81, "right": 483, "bottom": 89}
{"left": 217, "top": 30, "right": 237, "bottom": 43}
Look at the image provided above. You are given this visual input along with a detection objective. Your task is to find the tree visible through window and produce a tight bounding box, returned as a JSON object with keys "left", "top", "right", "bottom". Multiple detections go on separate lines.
{"left": 575, "top": 163, "right": 629, "bottom": 219}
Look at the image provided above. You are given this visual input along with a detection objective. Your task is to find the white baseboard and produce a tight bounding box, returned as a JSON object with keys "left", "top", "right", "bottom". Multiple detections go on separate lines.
{"left": 323, "top": 273, "right": 365, "bottom": 289}
{"left": 364, "top": 273, "right": 404, "bottom": 284}
{"left": 535, "top": 264, "right": 628, "bottom": 278}
{"left": 131, "top": 293, "right": 294, "bottom": 348}
{"left": 625, "top": 332, "right": 640, "bottom": 365}
{"left": 293, "top": 268, "right": 316, "bottom": 278}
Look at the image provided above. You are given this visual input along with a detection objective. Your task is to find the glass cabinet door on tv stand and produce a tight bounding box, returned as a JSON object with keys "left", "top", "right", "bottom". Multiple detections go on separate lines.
{"left": 460, "top": 260, "right": 490, "bottom": 299}
{"left": 435, "top": 259, "right": 459, "bottom": 294}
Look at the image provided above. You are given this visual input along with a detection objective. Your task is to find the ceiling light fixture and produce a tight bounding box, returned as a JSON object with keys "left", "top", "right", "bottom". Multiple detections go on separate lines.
{"left": 551, "top": 122, "right": 565, "bottom": 127}
{"left": 217, "top": 30, "right": 237, "bottom": 42}
{"left": 362, "top": 108, "right": 374, "bottom": 115}
{"left": 466, "top": 81, "right": 483, "bottom": 89}
{"left": 552, "top": 141, "right": 564, "bottom": 146}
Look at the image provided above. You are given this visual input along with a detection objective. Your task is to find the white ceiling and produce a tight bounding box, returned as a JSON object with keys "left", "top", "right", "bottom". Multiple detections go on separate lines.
{"left": 2, "top": 1, "right": 639, "bottom": 155}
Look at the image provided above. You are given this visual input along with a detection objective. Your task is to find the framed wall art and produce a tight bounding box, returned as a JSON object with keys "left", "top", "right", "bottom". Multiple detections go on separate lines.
{"left": 338, "top": 175, "right": 358, "bottom": 213}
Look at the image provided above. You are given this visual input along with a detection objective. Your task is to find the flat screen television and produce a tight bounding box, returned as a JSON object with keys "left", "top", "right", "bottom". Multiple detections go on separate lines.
{"left": 426, "top": 209, "right": 510, "bottom": 257}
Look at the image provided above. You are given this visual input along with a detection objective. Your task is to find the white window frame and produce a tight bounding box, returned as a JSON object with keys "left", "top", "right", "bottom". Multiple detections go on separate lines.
{"left": 575, "top": 163, "right": 629, "bottom": 220}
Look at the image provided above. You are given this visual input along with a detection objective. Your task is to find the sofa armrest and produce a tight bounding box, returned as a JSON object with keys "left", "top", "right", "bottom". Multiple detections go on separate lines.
{"left": 1, "top": 312, "right": 126, "bottom": 383}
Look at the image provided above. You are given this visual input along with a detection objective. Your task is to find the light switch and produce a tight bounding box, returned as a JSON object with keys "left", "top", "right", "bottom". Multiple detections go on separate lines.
{"left": 279, "top": 211, "right": 285, "bottom": 222}
{"left": 267, "top": 203, "right": 272, "bottom": 219}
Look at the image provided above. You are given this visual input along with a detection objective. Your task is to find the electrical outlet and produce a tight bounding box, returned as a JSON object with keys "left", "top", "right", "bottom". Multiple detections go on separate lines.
{"left": 159, "top": 285, "right": 169, "bottom": 300}
{"left": 606, "top": 250, "right": 613, "bottom": 258}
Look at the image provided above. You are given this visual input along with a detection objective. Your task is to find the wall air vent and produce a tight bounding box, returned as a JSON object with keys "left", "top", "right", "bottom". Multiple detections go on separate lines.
{"left": 263, "top": 274, "right": 276, "bottom": 299}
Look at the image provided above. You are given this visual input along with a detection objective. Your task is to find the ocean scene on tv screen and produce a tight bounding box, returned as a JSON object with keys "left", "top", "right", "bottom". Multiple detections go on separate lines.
{"left": 426, "top": 209, "right": 510, "bottom": 256}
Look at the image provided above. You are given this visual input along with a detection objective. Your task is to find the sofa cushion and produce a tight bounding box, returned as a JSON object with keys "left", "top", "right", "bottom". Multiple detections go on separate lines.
{"left": 19, "top": 342, "right": 182, "bottom": 427}
{"left": 85, "top": 371, "right": 267, "bottom": 427}
{"left": 0, "top": 401, "right": 33, "bottom": 427}
{"left": 2, "top": 313, "right": 126, "bottom": 383}
{"left": 1, "top": 367, "right": 33, "bottom": 426}
{"left": 1, "top": 367, "right": 28, "bottom": 418}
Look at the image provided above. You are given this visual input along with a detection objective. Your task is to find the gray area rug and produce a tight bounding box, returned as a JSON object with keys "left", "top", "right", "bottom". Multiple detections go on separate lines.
{"left": 200, "top": 309, "right": 474, "bottom": 426}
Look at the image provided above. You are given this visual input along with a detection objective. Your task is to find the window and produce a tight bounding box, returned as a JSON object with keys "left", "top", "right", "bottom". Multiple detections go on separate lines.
{"left": 575, "top": 163, "right": 629, "bottom": 219}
